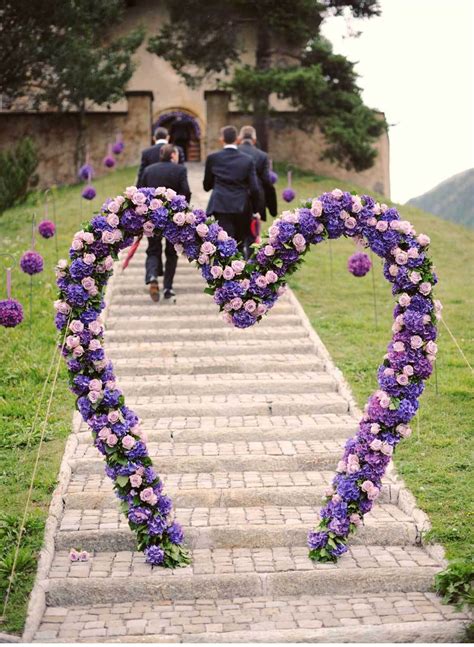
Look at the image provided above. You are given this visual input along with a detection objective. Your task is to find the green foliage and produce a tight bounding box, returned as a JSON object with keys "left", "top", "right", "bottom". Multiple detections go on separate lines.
{"left": 435, "top": 559, "right": 474, "bottom": 608}
{"left": 0, "top": 138, "right": 38, "bottom": 214}
{"left": 148, "top": 0, "right": 385, "bottom": 168}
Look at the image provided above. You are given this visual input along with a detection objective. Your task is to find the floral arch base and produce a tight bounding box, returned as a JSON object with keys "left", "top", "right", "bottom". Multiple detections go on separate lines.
{"left": 55, "top": 185, "right": 440, "bottom": 567}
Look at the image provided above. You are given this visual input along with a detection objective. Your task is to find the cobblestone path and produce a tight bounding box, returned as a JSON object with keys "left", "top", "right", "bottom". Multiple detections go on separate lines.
{"left": 27, "top": 164, "right": 469, "bottom": 642}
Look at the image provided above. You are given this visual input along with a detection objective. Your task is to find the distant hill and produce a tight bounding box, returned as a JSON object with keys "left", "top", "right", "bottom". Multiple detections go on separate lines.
{"left": 407, "top": 169, "right": 474, "bottom": 228}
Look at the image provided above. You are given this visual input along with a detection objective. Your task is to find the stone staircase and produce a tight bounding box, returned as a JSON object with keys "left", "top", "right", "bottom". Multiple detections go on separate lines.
{"left": 25, "top": 167, "right": 469, "bottom": 642}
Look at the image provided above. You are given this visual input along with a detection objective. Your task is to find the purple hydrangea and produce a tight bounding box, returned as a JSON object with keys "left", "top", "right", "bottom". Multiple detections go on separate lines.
{"left": 148, "top": 516, "right": 167, "bottom": 536}
{"left": 20, "top": 250, "right": 44, "bottom": 275}
{"left": 307, "top": 530, "right": 328, "bottom": 550}
{"left": 145, "top": 545, "right": 165, "bottom": 566}
{"left": 82, "top": 185, "right": 96, "bottom": 200}
{"left": 38, "top": 220, "right": 56, "bottom": 238}
{"left": 348, "top": 252, "right": 372, "bottom": 277}
{"left": 0, "top": 299, "right": 24, "bottom": 327}
{"left": 167, "top": 522, "right": 184, "bottom": 545}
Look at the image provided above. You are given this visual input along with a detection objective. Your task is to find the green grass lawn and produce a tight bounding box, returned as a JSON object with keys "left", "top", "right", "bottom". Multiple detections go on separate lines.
{"left": 0, "top": 163, "right": 472, "bottom": 633}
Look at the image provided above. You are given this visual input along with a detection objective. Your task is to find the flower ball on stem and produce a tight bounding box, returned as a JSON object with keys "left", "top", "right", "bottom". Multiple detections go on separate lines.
{"left": 20, "top": 250, "right": 44, "bottom": 275}
{"left": 38, "top": 219, "right": 56, "bottom": 239}
{"left": 348, "top": 252, "right": 372, "bottom": 277}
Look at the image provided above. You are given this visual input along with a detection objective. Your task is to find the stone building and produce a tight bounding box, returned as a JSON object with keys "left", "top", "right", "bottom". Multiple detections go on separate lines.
{"left": 0, "top": 0, "right": 390, "bottom": 196}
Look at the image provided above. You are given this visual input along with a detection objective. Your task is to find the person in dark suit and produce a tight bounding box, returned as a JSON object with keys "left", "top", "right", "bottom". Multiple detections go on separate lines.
{"left": 203, "top": 125, "right": 260, "bottom": 255}
{"left": 238, "top": 125, "right": 277, "bottom": 221}
{"left": 137, "top": 127, "right": 185, "bottom": 186}
{"left": 138, "top": 144, "right": 191, "bottom": 302}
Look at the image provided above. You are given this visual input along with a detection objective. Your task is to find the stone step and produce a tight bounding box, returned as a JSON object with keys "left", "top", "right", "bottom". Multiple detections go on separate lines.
{"left": 106, "top": 313, "right": 302, "bottom": 331}
{"left": 104, "top": 339, "right": 316, "bottom": 359}
{"left": 34, "top": 592, "right": 469, "bottom": 643}
{"left": 113, "top": 284, "right": 211, "bottom": 297}
{"left": 105, "top": 326, "right": 310, "bottom": 344}
{"left": 110, "top": 373, "right": 336, "bottom": 396}
{"left": 109, "top": 354, "right": 325, "bottom": 376}
{"left": 72, "top": 439, "right": 345, "bottom": 476}
{"left": 109, "top": 393, "right": 348, "bottom": 420}
{"left": 56, "top": 504, "right": 418, "bottom": 552}
{"left": 45, "top": 546, "right": 442, "bottom": 607}
{"left": 64, "top": 471, "right": 400, "bottom": 510}
{"left": 109, "top": 292, "right": 292, "bottom": 308}
{"left": 78, "top": 414, "right": 356, "bottom": 443}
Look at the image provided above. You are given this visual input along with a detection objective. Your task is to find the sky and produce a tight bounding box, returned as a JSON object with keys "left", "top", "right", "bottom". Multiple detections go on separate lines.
{"left": 321, "top": 0, "right": 474, "bottom": 203}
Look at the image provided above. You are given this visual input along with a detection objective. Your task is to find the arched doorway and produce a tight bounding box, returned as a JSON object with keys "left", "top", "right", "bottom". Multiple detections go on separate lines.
{"left": 154, "top": 110, "right": 202, "bottom": 162}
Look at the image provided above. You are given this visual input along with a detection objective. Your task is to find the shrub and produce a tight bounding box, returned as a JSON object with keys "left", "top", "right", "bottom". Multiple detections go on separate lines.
{"left": 0, "top": 138, "right": 38, "bottom": 214}
{"left": 434, "top": 558, "right": 474, "bottom": 608}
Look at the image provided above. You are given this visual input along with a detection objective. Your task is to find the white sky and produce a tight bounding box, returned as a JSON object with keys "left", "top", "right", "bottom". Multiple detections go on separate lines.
{"left": 321, "top": 0, "right": 474, "bottom": 203}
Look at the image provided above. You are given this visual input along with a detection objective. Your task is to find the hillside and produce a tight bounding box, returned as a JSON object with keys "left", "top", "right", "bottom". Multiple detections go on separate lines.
{"left": 407, "top": 168, "right": 474, "bottom": 228}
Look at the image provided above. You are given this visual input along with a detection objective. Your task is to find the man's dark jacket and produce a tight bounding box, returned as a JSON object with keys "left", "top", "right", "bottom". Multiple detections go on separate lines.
{"left": 203, "top": 147, "right": 260, "bottom": 216}
{"left": 137, "top": 143, "right": 185, "bottom": 185}
{"left": 138, "top": 161, "right": 191, "bottom": 202}
{"left": 238, "top": 141, "right": 277, "bottom": 221}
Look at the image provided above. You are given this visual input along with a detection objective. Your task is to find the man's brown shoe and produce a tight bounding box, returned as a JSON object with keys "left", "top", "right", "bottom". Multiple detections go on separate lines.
{"left": 149, "top": 281, "right": 160, "bottom": 302}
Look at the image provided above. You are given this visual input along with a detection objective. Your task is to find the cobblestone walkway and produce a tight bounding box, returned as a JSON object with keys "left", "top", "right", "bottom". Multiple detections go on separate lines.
{"left": 27, "top": 164, "right": 469, "bottom": 642}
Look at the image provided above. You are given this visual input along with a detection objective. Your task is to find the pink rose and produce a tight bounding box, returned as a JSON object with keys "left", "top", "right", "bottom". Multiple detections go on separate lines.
{"left": 106, "top": 434, "right": 118, "bottom": 447}
{"left": 125, "top": 186, "right": 138, "bottom": 199}
{"left": 407, "top": 247, "right": 419, "bottom": 259}
{"left": 268, "top": 225, "right": 280, "bottom": 237}
{"left": 379, "top": 394, "right": 390, "bottom": 409}
{"left": 69, "top": 320, "right": 84, "bottom": 334}
{"left": 105, "top": 380, "right": 116, "bottom": 390}
{"left": 165, "top": 188, "right": 177, "bottom": 200}
{"left": 185, "top": 212, "right": 196, "bottom": 225}
{"left": 81, "top": 277, "right": 95, "bottom": 291}
{"left": 350, "top": 513, "right": 361, "bottom": 526}
{"left": 107, "top": 200, "right": 120, "bottom": 213}
{"left": 115, "top": 196, "right": 125, "bottom": 206}
{"left": 230, "top": 297, "right": 243, "bottom": 310}
{"left": 398, "top": 293, "right": 411, "bottom": 307}
{"left": 223, "top": 303, "right": 232, "bottom": 312}
{"left": 82, "top": 232, "right": 95, "bottom": 245}
{"left": 66, "top": 335, "right": 80, "bottom": 349}
{"left": 395, "top": 251, "right": 408, "bottom": 265}
{"left": 367, "top": 217, "right": 377, "bottom": 226}
{"left": 210, "top": 266, "right": 223, "bottom": 279}
{"left": 83, "top": 253, "right": 96, "bottom": 266}
{"left": 143, "top": 221, "right": 155, "bottom": 237}
{"left": 367, "top": 486, "right": 380, "bottom": 500}
{"left": 311, "top": 199, "right": 323, "bottom": 217}
{"left": 104, "top": 256, "right": 114, "bottom": 271}
{"left": 154, "top": 186, "right": 166, "bottom": 196}
{"left": 375, "top": 220, "right": 388, "bottom": 232}
{"left": 139, "top": 487, "right": 155, "bottom": 503}
{"left": 244, "top": 300, "right": 257, "bottom": 313}
{"left": 264, "top": 245, "right": 275, "bottom": 256}
{"left": 255, "top": 275, "right": 268, "bottom": 288}
{"left": 72, "top": 346, "right": 84, "bottom": 358}
{"left": 240, "top": 278, "right": 250, "bottom": 291}
{"left": 361, "top": 480, "right": 374, "bottom": 493}
{"left": 88, "top": 390, "right": 101, "bottom": 403}
{"left": 410, "top": 271, "right": 422, "bottom": 284}
{"left": 397, "top": 424, "right": 412, "bottom": 438}
{"left": 336, "top": 460, "right": 347, "bottom": 473}
{"left": 417, "top": 233, "right": 430, "bottom": 246}
{"left": 108, "top": 411, "right": 120, "bottom": 423}
{"left": 347, "top": 454, "right": 360, "bottom": 474}
{"left": 58, "top": 301, "right": 71, "bottom": 315}
{"left": 426, "top": 341, "right": 438, "bottom": 355}
{"left": 217, "top": 229, "right": 228, "bottom": 241}
{"left": 200, "top": 241, "right": 216, "bottom": 255}
{"left": 396, "top": 373, "right": 409, "bottom": 386}
{"left": 370, "top": 439, "right": 383, "bottom": 451}
{"left": 351, "top": 196, "right": 362, "bottom": 213}
{"left": 292, "top": 233, "right": 306, "bottom": 250}
{"left": 198, "top": 254, "right": 209, "bottom": 265}
{"left": 106, "top": 213, "right": 119, "bottom": 227}
{"left": 98, "top": 427, "right": 110, "bottom": 440}
{"left": 423, "top": 315, "right": 431, "bottom": 325}
{"left": 89, "top": 339, "right": 101, "bottom": 351}
{"left": 71, "top": 238, "right": 84, "bottom": 251}
{"left": 131, "top": 191, "right": 146, "bottom": 205}
{"left": 265, "top": 270, "right": 278, "bottom": 283}
{"left": 256, "top": 304, "right": 267, "bottom": 315}
{"left": 403, "top": 365, "right": 414, "bottom": 376}
{"left": 345, "top": 217, "right": 357, "bottom": 230}
{"left": 173, "top": 212, "right": 186, "bottom": 226}
{"left": 383, "top": 367, "right": 395, "bottom": 376}
{"left": 222, "top": 266, "right": 235, "bottom": 280}
{"left": 150, "top": 198, "right": 162, "bottom": 210}
{"left": 410, "top": 335, "right": 423, "bottom": 349}
{"left": 174, "top": 243, "right": 184, "bottom": 254}
{"left": 122, "top": 435, "right": 136, "bottom": 450}
{"left": 136, "top": 204, "right": 148, "bottom": 216}
{"left": 332, "top": 188, "right": 343, "bottom": 199}
{"left": 419, "top": 282, "right": 432, "bottom": 296}
{"left": 69, "top": 549, "right": 80, "bottom": 562}
{"left": 57, "top": 259, "right": 68, "bottom": 270}
{"left": 393, "top": 341, "right": 405, "bottom": 352}
{"left": 88, "top": 379, "right": 102, "bottom": 392}
{"left": 370, "top": 423, "right": 380, "bottom": 435}
{"left": 88, "top": 321, "right": 103, "bottom": 335}
{"left": 113, "top": 230, "right": 122, "bottom": 242}
{"left": 381, "top": 442, "right": 393, "bottom": 456}
{"left": 101, "top": 230, "right": 116, "bottom": 244}
{"left": 129, "top": 473, "right": 142, "bottom": 488}
{"left": 277, "top": 285, "right": 287, "bottom": 296}
{"left": 373, "top": 203, "right": 381, "bottom": 215}
{"left": 388, "top": 264, "right": 399, "bottom": 277}
{"left": 231, "top": 260, "right": 245, "bottom": 274}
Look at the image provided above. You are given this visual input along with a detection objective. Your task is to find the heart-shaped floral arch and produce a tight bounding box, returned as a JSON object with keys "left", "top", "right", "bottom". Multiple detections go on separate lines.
{"left": 54, "top": 185, "right": 440, "bottom": 567}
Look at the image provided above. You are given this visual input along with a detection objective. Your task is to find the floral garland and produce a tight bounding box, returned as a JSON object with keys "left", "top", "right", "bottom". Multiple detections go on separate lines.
{"left": 155, "top": 111, "right": 201, "bottom": 139}
{"left": 55, "top": 185, "right": 439, "bottom": 566}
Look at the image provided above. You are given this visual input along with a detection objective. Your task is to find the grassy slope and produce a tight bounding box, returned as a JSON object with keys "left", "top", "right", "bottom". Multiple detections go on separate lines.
{"left": 0, "top": 164, "right": 472, "bottom": 632}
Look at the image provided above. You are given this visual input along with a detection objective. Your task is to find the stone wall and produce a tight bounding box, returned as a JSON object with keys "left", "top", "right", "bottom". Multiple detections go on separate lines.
{"left": 0, "top": 91, "right": 153, "bottom": 189}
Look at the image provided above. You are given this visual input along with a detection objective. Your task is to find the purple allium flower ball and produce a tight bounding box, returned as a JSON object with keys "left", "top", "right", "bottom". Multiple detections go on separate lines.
{"left": 348, "top": 252, "right": 372, "bottom": 277}
{"left": 0, "top": 299, "right": 24, "bottom": 327}
{"left": 112, "top": 141, "right": 124, "bottom": 155}
{"left": 103, "top": 155, "right": 116, "bottom": 168}
{"left": 20, "top": 250, "right": 44, "bottom": 275}
{"left": 38, "top": 219, "right": 56, "bottom": 238}
{"left": 78, "top": 163, "right": 94, "bottom": 181}
{"left": 282, "top": 187, "right": 296, "bottom": 203}
{"left": 82, "top": 185, "right": 96, "bottom": 201}
{"left": 269, "top": 170, "right": 278, "bottom": 184}
{"left": 144, "top": 545, "right": 165, "bottom": 566}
